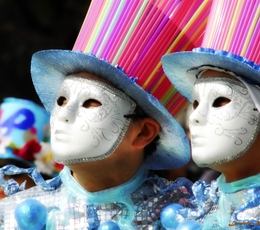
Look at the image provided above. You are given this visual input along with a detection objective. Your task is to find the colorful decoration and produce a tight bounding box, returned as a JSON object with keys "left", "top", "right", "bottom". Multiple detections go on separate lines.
{"left": 0, "top": 0, "right": 216, "bottom": 229}
{"left": 0, "top": 164, "right": 193, "bottom": 229}
{"left": 161, "top": 0, "right": 260, "bottom": 229}
{"left": 31, "top": 0, "right": 212, "bottom": 170}
{"left": 14, "top": 199, "right": 47, "bottom": 230}
{"left": 160, "top": 203, "right": 184, "bottom": 229}
{"left": 162, "top": 0, "right": 260, "bottom": 103}
{"left": 98, "top": 221, "right": 120, "bottom": 230}
{"left": 13, "top": 139, "right": 41, "bottom": 162}
{"left": 73, "top": 0, "right": 213, "bottom": 118}
{"left": 0, "top": 97, "right": 63, "bottom": 176}
{"left": 202, "top": 0, "right": 260, "bottom": 62}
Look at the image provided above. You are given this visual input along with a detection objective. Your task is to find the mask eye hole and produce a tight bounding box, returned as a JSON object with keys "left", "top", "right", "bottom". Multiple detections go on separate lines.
{"left": 57, "top": 96, "right": 68, "bottom": 107}
{"left": 193, "top": 100, "right": 199, "bottom": 110}
{"left": 83, "top": 99, "right": 102, "bottom": 108}
{"left": 213, "top": 97, "right": 231, "bottom": 107}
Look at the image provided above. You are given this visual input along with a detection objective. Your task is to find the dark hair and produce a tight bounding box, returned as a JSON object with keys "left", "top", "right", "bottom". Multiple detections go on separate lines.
{"left": 124, "top": 106, "right": 160, "bottom": 158}
{"left": 0, "top": 159, "right": 30, "bottom": 169}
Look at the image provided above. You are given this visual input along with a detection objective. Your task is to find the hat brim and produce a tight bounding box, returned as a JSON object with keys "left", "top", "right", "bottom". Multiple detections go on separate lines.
{"left": 31, "top": 50, "right": 190, "bottom": 170}
{"left": 162, "top": 50, "right": 260, "bottom": 103}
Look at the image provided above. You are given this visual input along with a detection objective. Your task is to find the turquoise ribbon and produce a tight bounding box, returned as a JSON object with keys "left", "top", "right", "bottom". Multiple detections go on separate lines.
{"left": 218, "top": 173, "right": 260, "bottom": 193}
{"left": 56, "top": 165, "right": 148, "bottom": 229}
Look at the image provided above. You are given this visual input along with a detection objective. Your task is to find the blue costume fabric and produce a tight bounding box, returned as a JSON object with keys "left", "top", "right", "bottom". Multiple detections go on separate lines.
{"left": 172, "top": 173, "right": 260, "bottom": 229}
{"left": 0, "top": 165, "right": 192, "bottom": 229}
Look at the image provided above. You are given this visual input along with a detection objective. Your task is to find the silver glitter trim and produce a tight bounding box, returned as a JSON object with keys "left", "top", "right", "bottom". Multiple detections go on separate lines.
{"left": 0, "top": 175, "right": 190, "bottom": 229}
{"left": 198, "top": 115, "right": 260, "bottom": 168}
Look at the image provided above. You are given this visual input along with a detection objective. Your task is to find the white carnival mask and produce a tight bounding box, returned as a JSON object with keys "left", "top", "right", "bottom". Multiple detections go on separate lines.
{"left": 50, "top": 76, "right": 136, "bottom": 164}
{"left": 190, "top": 77, "right": 260, "bottom": 167}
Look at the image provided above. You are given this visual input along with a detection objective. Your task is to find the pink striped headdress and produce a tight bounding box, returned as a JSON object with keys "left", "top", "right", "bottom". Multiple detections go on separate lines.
{"left": 30, "top": 0, "right": 212, "bottom": 169}
{"left": 162, "top": 0, "right": 260, "bottom": 102}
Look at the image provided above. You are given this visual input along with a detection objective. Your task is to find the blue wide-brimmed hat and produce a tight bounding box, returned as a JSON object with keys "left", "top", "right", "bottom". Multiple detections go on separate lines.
{"left": 31, "top": 50, "right": 190, "bottom": 170}
{"left": 162, "top": 48, "right": 260, "bottom": 103}
{"left": 162, "top": 0, "right": 260, "bottom": 103}
{"left": 30, "top": 0, "right": 212, "bottom": 170}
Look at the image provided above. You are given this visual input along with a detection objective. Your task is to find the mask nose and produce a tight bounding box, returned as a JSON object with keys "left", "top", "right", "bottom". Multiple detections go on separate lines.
{"left": 57, "top": 101, "right": 77, "bottom": 123}
{"left": 189, "top": 102, "right": 208, "bottom": 126}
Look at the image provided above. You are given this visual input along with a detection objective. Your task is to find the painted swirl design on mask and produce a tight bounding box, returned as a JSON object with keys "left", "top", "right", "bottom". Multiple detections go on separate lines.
{"left": 50, "top": 76, "right": 136, "bottom": 164}
{"left": 190, "top": 77, "right": 260, "bottom": 167}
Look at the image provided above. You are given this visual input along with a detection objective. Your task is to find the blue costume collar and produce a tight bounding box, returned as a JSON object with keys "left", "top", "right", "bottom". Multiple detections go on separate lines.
{"left": 218, "top": 173, "right": 260, "bottom": 193}
{"left": 60, "top": 165, "right": 148, "bottom": 205}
